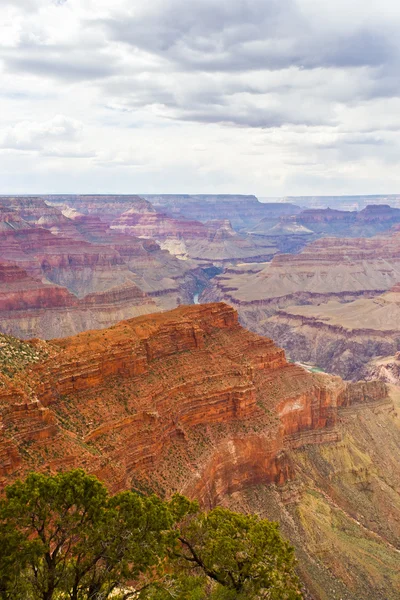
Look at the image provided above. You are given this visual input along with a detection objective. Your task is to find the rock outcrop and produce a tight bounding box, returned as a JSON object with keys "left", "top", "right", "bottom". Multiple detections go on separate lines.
{"left": 204, "top": 233, "right": 400, "bottom": 307}
{"left": 248, "top": 204, "right": 400, "bottom": 253}
{"left": 227, "top": 383, "right": 400, "bottom": 600}
{"left": 49, "top": 196, "right": 279, "bottom": 266}
{"left": 262, "top": 285, "right": 400, "bottom": 380}
{"left": 0, "top": 302, "right": 383, "bottom": 496}
{"left": 202, "top": 233, "right": 400, "bottom": 379}
{"left": 296, "top": 204, "right": 400, "bottom": 236}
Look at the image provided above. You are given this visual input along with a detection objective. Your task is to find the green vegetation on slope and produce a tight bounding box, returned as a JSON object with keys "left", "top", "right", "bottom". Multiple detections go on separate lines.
{"left": 0, "top": 334, "right": 49, "bottom": 378}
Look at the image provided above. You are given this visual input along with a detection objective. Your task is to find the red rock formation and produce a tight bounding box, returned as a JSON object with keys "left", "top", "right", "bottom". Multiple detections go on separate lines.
{"left": 204, "top": 232, "right": 400, "bottom": 312}
{"left": 47, "top": 194, "right": 155, "bottom": 222}
{"left": 0, "top": 303, "right": 387, "bottom": 503}
{"left": 112, "top": 210, "right": 208, "bottom": 240}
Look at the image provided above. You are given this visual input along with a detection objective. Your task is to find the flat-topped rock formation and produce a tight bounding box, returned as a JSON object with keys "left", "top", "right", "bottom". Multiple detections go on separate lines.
{"left": 249, "top": 205, "right": 400, "bottom": 254}
{"left": 145, "top": 194, "right": 302, "bottom": 230}
{"left": 295, "top": 204, "right": 400, "bottom": 237}
{"left": 265, "top": 285, "right": 400, "bottom": 380}
{"left": 0, "top": 302, "right": 397, "bottom": 599}
{"left": 279, "top": 194, "right": 400, "bottom": 210}
{"left": 47, "top": 194, "right": 155, "bottom": 221}
{"left": 204, "top": 233, "right": 400, "bottom": 308}
{"left": 203, "top": 233, "right": 400, "bottom": 380}
{"left": 0, "top": 197, "right": 207, "bottom": 338}
{"left": 49, "top": 195, "right": 279, "bottom": 266}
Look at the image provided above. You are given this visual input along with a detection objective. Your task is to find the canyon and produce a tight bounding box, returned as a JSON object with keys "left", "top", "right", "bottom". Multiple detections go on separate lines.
{"left": 0, "top": 194, "right": 300, "bottom": 339}
{"left": 4, "top": 194, "right": 400, "bottom": 376}
{"left": 203, "top": 232, "right": 400, "bottom": 380}
{"left": 0, "top": 303, "right": 398, "bottom": 599}
{"left": 0, "top": 196, "right": 206, "bottom": 338}
{"left": 4, "top": 195, "right": 400, "bottom": 379}
{"left": 49, "top": 194, "right": 279, "bottom": 264}
{"left": 264, "top": 285, "right": 400, "bottom": 380}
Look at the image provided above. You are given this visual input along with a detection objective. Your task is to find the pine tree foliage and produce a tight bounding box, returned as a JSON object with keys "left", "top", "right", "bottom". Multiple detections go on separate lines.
{"left": 0, "top": 470, "right": 303, "bottom": 600}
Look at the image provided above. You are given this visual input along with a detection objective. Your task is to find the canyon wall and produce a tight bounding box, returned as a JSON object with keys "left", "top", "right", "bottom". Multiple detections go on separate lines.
{"left": 144, "top": 194, "right": 302, "bottom": 229}
{"left": 0, "top": 302, "right": 384, "bottom": 496}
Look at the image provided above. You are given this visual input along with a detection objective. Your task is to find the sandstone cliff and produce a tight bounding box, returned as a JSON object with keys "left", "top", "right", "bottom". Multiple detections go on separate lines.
{"left": 202, "top": 232, "right": 400, "bottom": 379}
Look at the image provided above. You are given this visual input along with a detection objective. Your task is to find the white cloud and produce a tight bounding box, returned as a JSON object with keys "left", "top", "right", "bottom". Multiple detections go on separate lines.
{"left": 0, "top": 115, "right": 83, "bottom": 151}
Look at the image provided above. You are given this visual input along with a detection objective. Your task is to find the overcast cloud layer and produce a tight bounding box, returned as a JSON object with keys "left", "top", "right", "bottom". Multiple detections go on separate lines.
{"left": 1, "top": 0, "right": 400, "bottom": 195}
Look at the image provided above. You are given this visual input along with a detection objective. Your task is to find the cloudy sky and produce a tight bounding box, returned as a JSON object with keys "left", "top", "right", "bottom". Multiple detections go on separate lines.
{"left": 1, "top": 0, "right": 400, "bottom": 195}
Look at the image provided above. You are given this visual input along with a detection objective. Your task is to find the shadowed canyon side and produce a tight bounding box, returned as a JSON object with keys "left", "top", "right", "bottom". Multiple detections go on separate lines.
{"left": 263, "top": 285, "right": 400, "bottom": 381}
{"left": 143, "top": 194, "right": 302, "bottom": 229}
{"left": 4, "top": 196, "right": 400, "bottom": 341}
{"left": 0, "top": 303, "right": 398, "bottom": 598}
{"left": 0, "top": 195, "right": 283, "bottom": 339}
{"left": 251, "top": 205, "right": 400, "bottom": 238}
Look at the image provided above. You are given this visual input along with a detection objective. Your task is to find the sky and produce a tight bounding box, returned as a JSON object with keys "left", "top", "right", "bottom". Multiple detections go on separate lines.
{"left": 1, "top": 0, "right": 400, "bottom": 196}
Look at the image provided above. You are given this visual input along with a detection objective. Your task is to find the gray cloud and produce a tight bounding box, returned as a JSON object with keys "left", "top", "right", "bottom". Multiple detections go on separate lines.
{"left": 99, "top": 0, "right": 396, "bottom": 72}
{"left": 1, "top": 43, "right": 121, "bottom": 82}
{"left": 85, "top": 0, "right": 400, "bottom": 131}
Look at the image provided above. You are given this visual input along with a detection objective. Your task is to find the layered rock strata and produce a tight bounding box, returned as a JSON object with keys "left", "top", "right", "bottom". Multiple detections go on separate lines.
{"left": 144, "top": 195, "right": 302, "bottom": 230}
{"left": 0, "top": 198, "right": 207, "bottom": 338}
{"left": 0, "top": 303, "right": 386, "bottom": 498}
{"left": 262, "top": 285, "right": 400, "bottom": 380}
{"left": 203, "top": 234, "right": 400, "bottom": 377}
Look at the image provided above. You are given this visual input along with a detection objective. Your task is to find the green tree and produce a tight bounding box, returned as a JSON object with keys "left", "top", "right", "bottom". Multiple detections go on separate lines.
{"left": 0, "top": 472, "right": 303, "bottom": 600}
{"left": 0, "top": 470, "right": 173, "bottom": 600}
{"left": 169, "top": 503, "right": 303, "bottom": 600}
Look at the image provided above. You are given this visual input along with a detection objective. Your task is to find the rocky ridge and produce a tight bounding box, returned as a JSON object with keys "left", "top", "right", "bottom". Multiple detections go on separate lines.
{"left": 265, "top": 285, "right": 400, "bottom": 380}
{"left": 144, "top": 194, "right": 302, "bottom": 229}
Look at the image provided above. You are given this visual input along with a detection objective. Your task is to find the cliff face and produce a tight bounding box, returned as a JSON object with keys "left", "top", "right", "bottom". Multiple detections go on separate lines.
{"left": 76, "top": 204, "right": 279, "bottom": 266}
{"left": 0, "top": 302, "right": 378, "bottom": 497}
{"left": 204, "top": 233, "right": 400, "bottom": 308}
{"left": 47, "top": 194, "right": 155, "bottom": 221}
{"left": 247, "top": 204, "right": 400, "bottom": 254}
{"left": 0, "top": 303, "right": 398, "bottom": 598}
{"left": 227, "top": 385, "right": 400, "bottom": 600}
{"left": 254, "top": 285, "right": 400, "bottom": 380}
